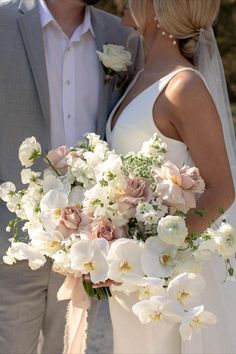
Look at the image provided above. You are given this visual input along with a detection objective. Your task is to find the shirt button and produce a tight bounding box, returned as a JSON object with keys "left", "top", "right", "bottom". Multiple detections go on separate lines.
{"left": 66, "top": 80, "right": 70, "bottom": 85}
{"left": 67, "top": 114, "right": 71, "bottom": 119}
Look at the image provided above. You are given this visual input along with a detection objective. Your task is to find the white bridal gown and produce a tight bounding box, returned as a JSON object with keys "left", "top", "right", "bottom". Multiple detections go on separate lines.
{"left": 106, "top": 67, "right": 236, "bottom": 354}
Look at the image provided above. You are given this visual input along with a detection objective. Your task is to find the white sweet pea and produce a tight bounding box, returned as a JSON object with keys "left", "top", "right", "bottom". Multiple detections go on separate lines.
{"left": 140, "top": 134, "right": 167, "bottom": 158}
{"left": 141, "top": 236, "right": 177, "bottom": 278}
{"left": 167, "top": 273, "right": 205, "bottom": 308}
{"left": 0, "top": 182, "right": 16, "bottom": 202}
{"left": 96, "top": 44, "right": 132, "bottom": 72}
{"left": 132, "top": 295, "right": 184, "bottom": 326}
{"left": 18, "top": 137, "right": 41, "bottom": 167}
{"left": 179, "top": 305, "right": 217, "bottom": 341}
{"left": 157, "top": 215, "right": 188, "bottom": 247}
{"left": 70, "top": 238, "right": 109, "bottom": 284}
{"left": 21, "top": 169, "right": 41, "bottom": 185}
{"left": 136, "top": 200, "right": 168, "bottom": 226}
{"left": 108, "top": 238, "right": 145, "bottom": 282}
{"left": 214, "top": 223, "right": 236, "bottom": 258}
{"left": 3, "top": 242, "right": 46, "bottom": 270}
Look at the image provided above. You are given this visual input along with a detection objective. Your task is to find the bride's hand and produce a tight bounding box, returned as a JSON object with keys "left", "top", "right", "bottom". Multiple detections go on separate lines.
{"left": 83, "top": 274, "right": 121, "bottom": 288}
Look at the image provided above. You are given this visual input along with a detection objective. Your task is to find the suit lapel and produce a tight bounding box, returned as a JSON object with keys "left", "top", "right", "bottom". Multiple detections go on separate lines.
{"left": 18, "top": 0, "right": 50, "bottom": 137}
{"left": 90, "top": 7, "right": 110, "bottom": 139}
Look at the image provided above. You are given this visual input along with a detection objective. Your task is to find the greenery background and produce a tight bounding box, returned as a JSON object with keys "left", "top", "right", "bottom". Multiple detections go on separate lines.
{"left": 96, "top": 0, "right": 236, "bottom": 118}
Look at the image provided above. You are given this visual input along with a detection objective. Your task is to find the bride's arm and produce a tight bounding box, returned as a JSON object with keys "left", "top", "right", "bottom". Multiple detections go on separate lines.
{"left": 154, "top": 71, "right": 235, "bottom": 235}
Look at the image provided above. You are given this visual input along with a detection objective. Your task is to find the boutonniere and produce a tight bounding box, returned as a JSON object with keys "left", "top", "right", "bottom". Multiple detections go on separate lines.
{"left": 96, "top": 44, "right": 132, "bottom": 86}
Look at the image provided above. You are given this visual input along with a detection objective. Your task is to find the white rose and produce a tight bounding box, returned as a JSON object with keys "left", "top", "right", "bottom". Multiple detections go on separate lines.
{"left": 214, "top": 223, "right": 236, "bottom": 258}
{"left": 96, "top": 44, "right": 132, "bottom": 72}
{"left": 18, "top": 137, "right": 41, "bottom": 167}
{"left": 157, "top": 215, "right": 188, "bottom": 247}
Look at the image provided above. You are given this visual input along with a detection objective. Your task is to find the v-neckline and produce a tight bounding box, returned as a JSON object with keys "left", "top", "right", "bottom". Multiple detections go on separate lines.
{"left": 109, "top": 69, "right": 176, "bottom": 134}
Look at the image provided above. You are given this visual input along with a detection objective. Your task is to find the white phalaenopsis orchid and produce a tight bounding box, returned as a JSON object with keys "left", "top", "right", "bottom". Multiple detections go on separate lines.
{"left": 132, "top": 295, "right": 184, "bottom": 326}
{"left": 167, "top": 273, "right": 205, "bottom": 309}
{"left": 157, "top": 215, "right": 188, "bottom": 247}
{"left": 108, "top": 239, "right": 145, "bottom": 282}
{"left": 3, "top": 242, "right": 46, "bottom": 270}
{"left": 114, "top": 274, "right": 165, "bottom": 299}
{"left": 179, "top": 305, "right": 217, "bottom": 341}
{"left": 18, "top": 136, "right": 41, "bottom": 167}
{"left": 141, "top": 236, "right": 177, "bottom": 278}
{"left": 70, "top": 238, "right": 109, "bottom": 284}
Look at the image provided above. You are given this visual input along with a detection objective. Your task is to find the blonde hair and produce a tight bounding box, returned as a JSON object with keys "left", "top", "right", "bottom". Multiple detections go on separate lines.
{"left": 128, "top": 0, "right": 220, "bottom": 58}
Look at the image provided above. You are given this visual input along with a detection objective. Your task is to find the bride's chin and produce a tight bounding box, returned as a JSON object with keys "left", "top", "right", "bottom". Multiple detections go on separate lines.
{"left": 121, "top": 8, "right": 137, "bottom": 29}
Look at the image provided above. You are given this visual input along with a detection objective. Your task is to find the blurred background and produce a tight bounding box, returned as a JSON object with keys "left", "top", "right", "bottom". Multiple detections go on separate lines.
{"left": 96, "top": 0, "right": 236, "bottom": 121}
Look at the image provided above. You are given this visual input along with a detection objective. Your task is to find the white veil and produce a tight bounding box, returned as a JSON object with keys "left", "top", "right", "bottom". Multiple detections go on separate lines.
{"left": 182, "top": 27, "right": 236, "bottom": 354}
{"left": 194, "top": 27, "right": 236, "bottom": 219}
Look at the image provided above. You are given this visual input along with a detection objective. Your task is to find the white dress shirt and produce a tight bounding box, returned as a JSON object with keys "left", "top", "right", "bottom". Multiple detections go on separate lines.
{"left": 39, "top": 0, "right": 99, "bottom": 148}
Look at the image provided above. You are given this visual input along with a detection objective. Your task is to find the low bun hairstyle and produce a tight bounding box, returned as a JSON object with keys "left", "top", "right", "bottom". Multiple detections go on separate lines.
{"left": 128, "top": 0, "right": 220, "bottom": 59}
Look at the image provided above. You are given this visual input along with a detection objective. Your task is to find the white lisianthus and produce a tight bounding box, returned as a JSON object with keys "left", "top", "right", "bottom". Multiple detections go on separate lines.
{"left": 70, "top": 238, "right": 109, "bottom": 284}
{"left": 132, "top": 295, "right": 184, "bottom": 326}
{"left": 21, "top": 169, "right": 41, "bottom": 185}
{"left": 0, "top": 182, "right": 16, "bottom": 202}
{"left": 214, "top": 223, "right": 236, "bottom": 258}
{"left": 167, "top": 273, "right": 205, "bottom": 308}
{"left": 140, "top": 134, "right": 167, "bottom": 158}
{"left": 157, "top": 215, "right": 188, "bottom": 247}
{"left": 108, "top": 238, "right": 145, "bottom": 282}
{"left": 136, "top": 200, "right": 168, "bottom": 225}
{"left": 18, "top": 137, "right": 41, "bottom": 167}
{"left": 179, "top": 305, "right": 217, "bottom": 341}
{"left": 194, "top": 232, "right": 217, "bottom": 261}
{"left": 141, "top": 236, "right": 177, "bottom": 278}
{"left": 96, "top": 44, "right": 132, "bottom": 72}
{"left": 3, "top": 242, "right": 46, "bottom": 270}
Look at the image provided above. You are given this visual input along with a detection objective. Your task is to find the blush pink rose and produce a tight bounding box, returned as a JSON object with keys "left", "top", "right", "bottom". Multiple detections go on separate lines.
{"left": 116, "top": 177, "right": 152, "bottom": 217}
{"left": 154, "top": 161, "right": 205, "bottom": 213}
{"left": 56, "top": 207, "right": 82, "bottom": 238}
{"left": 47, "top": 146, "right": 69, "bottom": 174}
{"left": 91, "top": 218, "right": 115, "bottom": 241}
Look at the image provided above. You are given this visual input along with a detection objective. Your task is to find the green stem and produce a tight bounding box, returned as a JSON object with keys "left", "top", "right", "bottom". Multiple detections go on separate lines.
{"left": 41, "top": 155, "right": 61, "bottom": 177}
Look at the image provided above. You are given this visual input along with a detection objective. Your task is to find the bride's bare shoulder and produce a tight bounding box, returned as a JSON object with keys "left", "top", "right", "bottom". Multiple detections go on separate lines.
{"left": 165, "top": 69, "right": 216, "bottom": 124}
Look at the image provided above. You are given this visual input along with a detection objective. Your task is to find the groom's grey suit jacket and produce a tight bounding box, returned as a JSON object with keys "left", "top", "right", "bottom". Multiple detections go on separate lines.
{"left": 0, "top": 0, "right": 143, "bottom": 260}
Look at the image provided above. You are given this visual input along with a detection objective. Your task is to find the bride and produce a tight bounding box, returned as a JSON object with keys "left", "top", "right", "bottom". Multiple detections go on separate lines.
{"left": 105, "top": 0, "right": 236, "bottom": 353}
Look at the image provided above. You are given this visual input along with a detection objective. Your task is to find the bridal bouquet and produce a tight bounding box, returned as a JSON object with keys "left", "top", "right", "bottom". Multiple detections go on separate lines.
{"left": 1, "top": 133, "right": 236, "bottom": 341}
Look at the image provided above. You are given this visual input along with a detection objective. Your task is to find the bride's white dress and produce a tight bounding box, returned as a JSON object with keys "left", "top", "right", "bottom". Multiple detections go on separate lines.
{"left": 106, "top": 67, "right": 236, "bottom": 354}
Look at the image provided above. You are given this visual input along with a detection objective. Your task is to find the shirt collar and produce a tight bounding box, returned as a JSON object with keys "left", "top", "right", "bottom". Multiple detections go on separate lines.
{"left": 38, "top": 0, "right": 95, "bottom": 39}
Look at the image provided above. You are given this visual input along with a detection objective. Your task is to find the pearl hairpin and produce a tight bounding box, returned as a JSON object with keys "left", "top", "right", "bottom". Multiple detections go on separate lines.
{"left": 154, "top": 16, "right": 177, "bottom": 45}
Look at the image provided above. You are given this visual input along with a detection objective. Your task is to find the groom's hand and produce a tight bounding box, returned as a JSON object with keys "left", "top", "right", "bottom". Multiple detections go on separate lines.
{"left": 83, "top": 274, "right": 121, "bottom": 288}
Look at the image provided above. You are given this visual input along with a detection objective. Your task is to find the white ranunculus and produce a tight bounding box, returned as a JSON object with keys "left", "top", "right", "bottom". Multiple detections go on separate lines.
{"left": 108, "top": 238, "right": 145, "bottom": 282}
{"left": 70, "top": 238, "right": 109, "bottom": 284}
{"left": 132, "top": 295, "right": 184, "bottom": 326}
{"left": 214, "top": 223, "right": 236, "bottom": 258}
{"left": 136, "top": 200, "right": 168, "bottom": 226}
{"left": 18, "top": 137, "right": 41, "bottom": 167}
{"left": 141, "top": 236, "right": 177, "bottom": 278}
{"left": 3, "top": 242, "right": 46, "bottom": 270}
{"left": 0, "top": 182, "right": 16, "bottom": 202}
{"left": 96, "top": 44, "right": 132, "bottom": 72}
{"left": 167, "top": 273, "right": 205, "bottom": 309}
{"left": 21, "top": 169, "right": 41, "bottom": 185}
{"left": 157, "top": 215, "right": 188, "bottom": 247}
{"left": 120, "top": 274, "right": 165, "bottom": 299}
{"left": 179, "top": 305, "right": 217, "bottom": 341}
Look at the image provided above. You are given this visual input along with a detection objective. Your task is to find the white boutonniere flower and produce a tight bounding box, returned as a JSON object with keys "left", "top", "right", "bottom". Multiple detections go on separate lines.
{"left": 96, "top": 44, "right": 132, "bottom": 85}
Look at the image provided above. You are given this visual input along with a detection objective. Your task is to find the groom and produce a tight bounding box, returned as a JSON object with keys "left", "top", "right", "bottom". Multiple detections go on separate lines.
{"left": 0, "top": 0, "right": 142, "bottom": 353}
